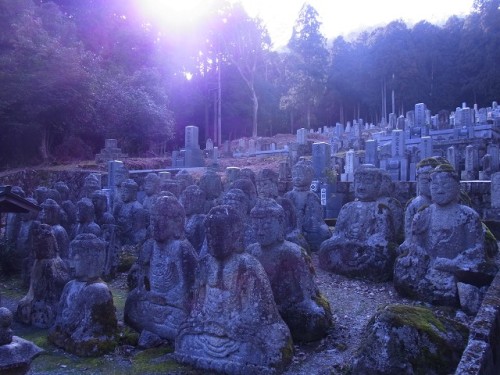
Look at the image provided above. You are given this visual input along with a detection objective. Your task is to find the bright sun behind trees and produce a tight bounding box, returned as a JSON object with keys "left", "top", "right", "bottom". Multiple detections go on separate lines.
{"left": 0, "top": 0, "right": 499, "bottom": 168}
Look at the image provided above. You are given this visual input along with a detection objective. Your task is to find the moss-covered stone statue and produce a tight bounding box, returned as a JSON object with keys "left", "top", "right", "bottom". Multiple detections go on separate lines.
{"left": 318, "top": 165, "right": 398, "bottom": 281}
{"left": 16, "top": 223, "right": 70, "bottom": 329}
{"left": 0, "top": 307, "right": 42, "bottom": 374}
{"left": 124, "top": 195, "right": 197, "bottom": 341}
{"left": 48, "top": 233, "right": 117, "bottom": 356}
{"left": 247, "top": 198, "right": 333, "bottom": 342}
{"left": 351, "top": 304, "right": 468, "bottom": 374}
{"left": 394, "top": 164, "right": 498, "bottom": 313}
{"left": 285, "top": 160, "right": 331, "bottom": 252}
{"left": 175, "top": 205, "right": 293, "bottom": 374}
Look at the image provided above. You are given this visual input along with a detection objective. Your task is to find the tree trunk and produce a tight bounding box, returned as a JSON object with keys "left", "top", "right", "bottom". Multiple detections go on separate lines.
{"left": 251, "top": 87, "right": 258, "bottom": 137}
{"left": 307, "top": 104, "right": 311, "bottom": 129}
{"left": 39, "top": 124, "right": 50, "bottom": 162}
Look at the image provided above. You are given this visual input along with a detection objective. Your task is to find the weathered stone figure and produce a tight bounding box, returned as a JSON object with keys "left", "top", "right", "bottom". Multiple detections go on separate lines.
{"left": 351, "top": 304, "right": 468, "bottom": 374}
{"left": 39, "top": 198, "right": 70, "bottom": 259}
{"left": 224, "top": 166, "right": 241, "bottom": 191}
{"left": 48, "top": 233, "right": 117, "bottom": 356}
{"left": 91, "top": 190, "right": 118, "bottom": 279}
{"left": 0, "top": 307, "right": 42, "bottom": 374}
{"left": 394, "top": 164, "right": 498, "bottom": 312}
{"left": 379, "top": 170, "right": 404, "bottom": 243}
{"left": 15, "top": 197, "right": 39, "bottom": 286}
{"left": 16, "top": 224, "right": 70, "bottom": 328}
{"left": 91, "top": 190, "right": 115, "bottom": 227}
{"left": 318, "top": 165, "right": 397, "bottom": 282}
{"left": 240, "top": 167, "right": 256, "bottom": 186}
{"left": 404, "top": 157, "right": 443, "bottom": 240}
{"left": 54, "top": 181, "right": 77, "bottom": 233}
{"left": 71, "top": 198, "right": 101, "bottom": 239}
{"left": 247, "top": 199, "right": 332, "bottom": 342}
{"left": 221, "top": 188, "right": 257, "bottom": 249}
{"left": 175, "top": 205, "right": 293, "bottom": 374}
{"left": 5, "top": 186, "right": 26, "bottom": 245}
{"left": 141, "top": 173, "right": 160, "bottom": 212}
{"left": 230, "top": 178, "right": 258, "bottom": 212}
{"left": 179, "top": 185, "right": 206, "bottom": 253}
{"left": 34, "top": 186, "right": 60, "bottom": 205}
{"left": 198, "top": 168, "right": 223, "bottom": 213}
{"left": 256, "top": 168, "right": 310, "bottom": 252}
{"left": 124, "top": 195, "right": 197, "bottom": 341}
{"left": 80, "top": 173, "right": 101, "bottom": 199}
{"left": 285, "top": 160, "right": 331, "bottom": 252}
{"left": 174, "top": 169, "right": 195, "bottom": 194}
{"left": 113, "top": 179, "right": 147, "bottom": 245}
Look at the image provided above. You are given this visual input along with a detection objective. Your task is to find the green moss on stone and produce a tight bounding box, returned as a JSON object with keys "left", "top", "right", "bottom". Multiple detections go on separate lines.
{"left": 374, "top": 304, "right": 469, "bottom": 374}
{"left": 118, "top": 325, "right": 139, "bottom": 346}
{"left": 313, "top": 292, "right": 331, "bottom": 314}
{"left": 130, "top": 346, "right": 192, "bottom": 374}
{"left": 382, "top": 305, "right": 446, "bottom": 339}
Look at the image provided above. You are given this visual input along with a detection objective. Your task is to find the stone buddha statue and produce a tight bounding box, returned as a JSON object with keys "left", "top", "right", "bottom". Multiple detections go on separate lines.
{"left": 247, "top": 198, "right": 333, "bottom": 342}
{"left": 318, "top": 165, "right": 397, "bottom": 281}
{"left": 285, "top": 160, "right": 331, "bottom": 252}
{"left": 48, "top": 233, "right": 117, "bottom": 356}
{"left": 394, "top": 164, "right": 498, "bottom": 313}
{"left": 175, "top": 205, "right": 293, "bottom": 374}
{"left": 124, "top": 195, "right": 197, "bottom": 341}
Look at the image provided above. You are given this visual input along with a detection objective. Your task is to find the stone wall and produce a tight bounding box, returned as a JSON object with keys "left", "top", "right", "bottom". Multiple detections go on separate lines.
{"left": 455, "top": 271, "right": 500, "bottom": 374}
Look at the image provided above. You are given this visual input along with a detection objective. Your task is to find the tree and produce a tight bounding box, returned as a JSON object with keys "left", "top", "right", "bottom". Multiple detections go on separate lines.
{"left": 283, "top": 4, "right": 329, "bottom": 129}
{"left": 0, "top": 1, "right": 92, "bottom": 165}
{"left": 220, "top": 3, "right": 271, "bottom": 137}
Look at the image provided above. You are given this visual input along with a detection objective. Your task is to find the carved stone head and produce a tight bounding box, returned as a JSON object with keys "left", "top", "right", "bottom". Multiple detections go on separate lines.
{"left": 204, "top": 205, "right": 242, "bottom": 260}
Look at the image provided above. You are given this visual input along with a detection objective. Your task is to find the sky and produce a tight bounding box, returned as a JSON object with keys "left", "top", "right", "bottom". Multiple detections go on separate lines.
{"left": 237, "top": 0, "right": 475, "bottom": 48}
{"left": 139, "top": 0, "right": 475, "bottom": 49}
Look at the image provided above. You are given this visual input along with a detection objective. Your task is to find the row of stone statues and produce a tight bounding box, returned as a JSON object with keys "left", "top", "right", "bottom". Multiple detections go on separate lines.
{"left": 3, "top": 156, "right": 499, "bottom": 373}
{"left": 10, "top": 195, "right": 332, "bottom": 372}
{"left": 318, "top": 157, "right": 498, "bottom": 315}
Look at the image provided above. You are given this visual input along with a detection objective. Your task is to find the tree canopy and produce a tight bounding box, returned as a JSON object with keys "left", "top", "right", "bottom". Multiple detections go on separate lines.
{"left": 1, "top": 0, "right": 499, "bottom": 168}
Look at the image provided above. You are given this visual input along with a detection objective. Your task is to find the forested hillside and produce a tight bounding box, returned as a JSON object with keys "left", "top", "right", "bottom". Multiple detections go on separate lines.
{"left": 0, "top": 0, "right": 499, "bottom": 168}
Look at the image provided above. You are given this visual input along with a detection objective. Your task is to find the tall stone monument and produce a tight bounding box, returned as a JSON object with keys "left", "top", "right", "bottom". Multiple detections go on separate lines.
{"left": 184, "top": 125, "right": 204, "bottom": 168}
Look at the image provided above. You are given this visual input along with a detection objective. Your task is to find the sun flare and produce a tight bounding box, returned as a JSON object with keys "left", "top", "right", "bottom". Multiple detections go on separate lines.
{"left": 139, "top": 0, "right": 210, "bottom": 32}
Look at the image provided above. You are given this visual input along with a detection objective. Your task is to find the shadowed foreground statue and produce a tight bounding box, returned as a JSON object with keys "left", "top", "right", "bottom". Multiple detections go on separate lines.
{"left": 16, "top": 224, "right": 70, "bottom": 328}
{"left": 0, "top": 307, "right": 42, "bottom": 374}
{"left": 285, "top": 160, "right": 331, "bottom": 252}
{"left": 394, "top": 164, "right": 498, "bottom": 313}
{"left": 318, "top": 165, "right": 397, "bottom": 281}
{"left": 175, "top": 205, "right": 293, "bottom": 375}
{"left": 247, "top": 198, "right": 332, "bottom": 342}
{"left": 48, "top": 233, "right": 117, "bottom": 356}
{"left": 124, "top": 195, "right": 197, "bottom": 341}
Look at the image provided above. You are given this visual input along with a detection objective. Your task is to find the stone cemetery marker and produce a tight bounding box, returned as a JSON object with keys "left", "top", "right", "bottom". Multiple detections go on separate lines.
{"left": 391, "top": 130, "right": 404, "bottom": 158}
{"left": 491, "top": 172, "right": 500, "bottom": 209}
{"left": 205, "top": 138, "right": 213, "bottom": 151}
{"left": 312, "top": 142, "right": 331, "bottom": 181}
{"left": 419, "top": 136, "right": 433, "bottom": 160}
{"left": 297, "top": 128, "right": 307, "bottom": 145}
{"left": 365, "top": 139, "right": 378, "bottom": 166}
